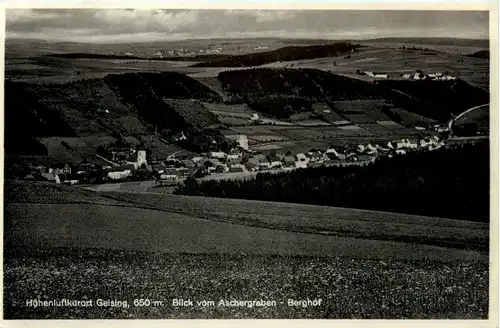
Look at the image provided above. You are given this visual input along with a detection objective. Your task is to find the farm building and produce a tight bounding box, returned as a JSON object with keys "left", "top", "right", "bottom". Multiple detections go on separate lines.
{"left": 283, "top": 156, "right": 297, "bottom": 167}
{"left": 151, "top": 163, "right": 167, "bottom": 173}
{"left": 32, "top": 165, "right": 47, "bottom": 173}
{"left": 49, "top": 163, "right": 72, "bottom": 175}
{"left": 159, "top": 173, "right": 179, "bottom": 180}
{"left": 258, "top": 158, "right": 271, "bottom": 170}
{"left": 109, "top": 146, "right": 135, "bottom": 162}
{"left": 396, "top": 139, "right": 418, "bottom": 149}
{"left": 402, "top": 74, "right": 412, "bottom": 79}
{"left": 250, "top": 114, "right": 260, "bottom": 122}
{"left": 107, "top": 170, "right": 132, "bottom": 180}
{"left": 119, "top": 164, "right": 136, "bottom": 171}
{"left": 181, "top": 160, "right": 195, "bottom": 168}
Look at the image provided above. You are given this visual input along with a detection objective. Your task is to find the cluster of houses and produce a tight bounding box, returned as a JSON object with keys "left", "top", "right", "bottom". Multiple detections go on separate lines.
{"left": 21, "top": 133, "right": 446, "bottom": 186}
{"left": 357, "top": 70, "right": 457, "bottom": 81}
{"left": 153, "top": 46, "right": 224, "bottom": 58}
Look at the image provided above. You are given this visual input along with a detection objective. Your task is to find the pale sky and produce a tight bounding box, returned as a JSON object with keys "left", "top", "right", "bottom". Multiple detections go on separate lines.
{"left": 6, "top": 9, "right": 490, "bottom": 43}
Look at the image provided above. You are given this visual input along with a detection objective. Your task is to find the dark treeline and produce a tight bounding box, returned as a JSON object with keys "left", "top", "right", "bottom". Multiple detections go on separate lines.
{"left": 175, "top": 142, "right": 489, "bottom": 222}
{"left": 466, "top": 50, "right": 489, "bottom": 60}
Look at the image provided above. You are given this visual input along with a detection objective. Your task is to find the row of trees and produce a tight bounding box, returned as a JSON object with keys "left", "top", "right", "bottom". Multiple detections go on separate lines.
{"left": 175, "top": 142, "right": 489, "bottom": 222}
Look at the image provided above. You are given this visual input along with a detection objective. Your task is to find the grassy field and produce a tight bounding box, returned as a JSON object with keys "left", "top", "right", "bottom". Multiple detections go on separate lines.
{"left": 3, "top": 181, "right": 490, "bottom": 318}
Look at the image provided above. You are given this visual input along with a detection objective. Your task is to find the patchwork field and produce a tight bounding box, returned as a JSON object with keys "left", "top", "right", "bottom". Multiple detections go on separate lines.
{"left": 260, "top": 46, "right": 489, "bottom": 90}
{"left": 296, "top": 120, "right": 332, "bottom": 127}
{"left": 388, "top": 109, "right": 438, "bottom": 127}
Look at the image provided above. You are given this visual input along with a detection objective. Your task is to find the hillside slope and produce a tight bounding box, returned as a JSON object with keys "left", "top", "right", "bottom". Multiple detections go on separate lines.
{"left": 5, "top": 180, "right": 488, "bottom": 260}
{"left": 5, "top": 72, "right": 224, "bottom": 156}
{"left": 217, "top": 68, "right": 488, "bottom": 121}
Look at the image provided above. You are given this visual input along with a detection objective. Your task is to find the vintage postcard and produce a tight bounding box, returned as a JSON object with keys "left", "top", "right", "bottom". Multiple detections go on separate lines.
{"left": 1, "top": 1, "right": 498, "bottom": 326}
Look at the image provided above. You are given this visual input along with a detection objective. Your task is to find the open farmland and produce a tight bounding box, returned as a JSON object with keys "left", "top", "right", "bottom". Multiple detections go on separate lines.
{"left": 201, "top": 102, "right": 258, "bottom": 126}
{"left": 387, "top": 108, "right": 438, "bottom": 127}
{"left": 260, "top": 46, "right": 489, "bottom": 90}
{"left": 296, "top": 120, "right": 331, "bottom": 127}
{"left": 5, "top": 57, "right": 200, "bottom": 84}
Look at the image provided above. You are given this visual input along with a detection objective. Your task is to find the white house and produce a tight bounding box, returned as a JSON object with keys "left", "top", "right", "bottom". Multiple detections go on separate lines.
{"left": 356, "top": 144, "right": 366, "bottom": 153}
{"left": 325, "top": 148, "right": 340, "bottom": 157}
{"left": 210, "top": 152, "right": 227, "bottom": 159}
{"left": 107, "top": 170, "right": 131, "bottom": 180}
{"left": 402, "top": 74, "right": 412, "bottom": 79}
{"left": 269, "top": 158, "right": 283, "bottom": 168}
{"left": 366, "top": 145, "right": 378, "bottom": 155}
{"left": 250, "top": 113, "right": 259, "bottom": 122}
{"left": 374, "top": 74, "right": 388, "bottom": 79}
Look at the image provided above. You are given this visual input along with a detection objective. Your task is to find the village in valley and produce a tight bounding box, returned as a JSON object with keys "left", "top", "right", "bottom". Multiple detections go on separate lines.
{"left": 22, "top": 120, "right": 451, "bottom": 188}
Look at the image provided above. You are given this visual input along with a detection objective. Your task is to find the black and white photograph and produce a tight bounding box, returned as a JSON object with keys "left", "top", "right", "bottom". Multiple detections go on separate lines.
{"left": 2, "top": 4, "right": 497, "bottom": 321}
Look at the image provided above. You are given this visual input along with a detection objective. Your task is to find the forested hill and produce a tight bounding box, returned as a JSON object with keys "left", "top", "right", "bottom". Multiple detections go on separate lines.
{"left": 192, "top": 42, "right": 362, "bottom": 67}
{"left": 218, "top": 68, "right": 489, "bottom": 121}
{"left": 4, "top": 72, "right": 225, "bottom": 155}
